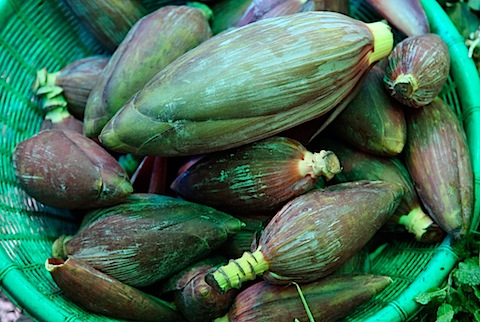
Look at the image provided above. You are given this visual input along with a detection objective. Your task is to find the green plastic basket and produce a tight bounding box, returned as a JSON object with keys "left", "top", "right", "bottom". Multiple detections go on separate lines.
{"left": 1, "top": 0, "right": 479, "bottom": 321}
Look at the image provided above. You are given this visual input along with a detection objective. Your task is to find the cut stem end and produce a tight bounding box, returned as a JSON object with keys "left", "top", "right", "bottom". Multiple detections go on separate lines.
{"left": 366, "top": 21, "right": 394, "bottom": 64}
{"left": 205, "top": 249, "right": 269, "bottom": 294}
{"left": 397, "top": 207, "right": 437, "bottom": 241}
{"left": 393, "top": 73, "right": 418, "bottom": 99}
{"left": 299, "top": 150, "right": 342, "bottom": 181}
{"left": 45, "top": 258, "right": 65, "bottom": 272}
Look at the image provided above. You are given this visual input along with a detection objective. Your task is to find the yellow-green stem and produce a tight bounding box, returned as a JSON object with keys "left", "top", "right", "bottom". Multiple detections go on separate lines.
{"left": 213, "top": 315, "right": 229, "bottom": 322}
{"left": 45, "top": 106, "right": 71, "bottom": 123}
{"left": 187, "top": 2, "right": 213, "bottom": 21}
{"left": 299, "top": 150, "right": 342, "bottom": 181}
{"left": 397, "top": 207, "right": 435, "bottom": 241}
{"left": 366, "top": 21, "right": 394, "bottom": 64}
{"left": 293, "top": 282, "right": 315, "bottom": 322}
{"left": 206, "top": 248, "right": 269, "bottom": 293}
{"left": 51, "top": 235, "right": 73, "bottom": 259}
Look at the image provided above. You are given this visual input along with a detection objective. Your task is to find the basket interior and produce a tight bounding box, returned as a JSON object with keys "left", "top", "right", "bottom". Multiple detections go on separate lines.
{"left": 1, "top": 0, "right": 479, "bottom": 321}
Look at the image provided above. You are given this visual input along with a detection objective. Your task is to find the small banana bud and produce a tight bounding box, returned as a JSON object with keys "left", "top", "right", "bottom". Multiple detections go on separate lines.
{"left": 12, "top": 129, "right": 132, "bottom": 209}
{"left": 171, "top": 136, "right": 341, "bottom": 216}
{"left": 216, "top": 275, "right": 392, "bottom": 322}
{"left": 206, "top": 181, "right": 404, "bottom": 293}
{"left": 46, "top": 257, "right": 182, "bottom": 321}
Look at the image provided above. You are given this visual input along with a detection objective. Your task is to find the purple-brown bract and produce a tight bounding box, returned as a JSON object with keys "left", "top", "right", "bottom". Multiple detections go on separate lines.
{"left": 405, "top": 97, "right": 474, "bottom": 241}
{"left": 205, "top": 180, "right": 403, "bottom": 293}
{"left": 217, "top": 275, "right": 392, "bottom": 322}
{"left": 170, "top": 136, "right": 341, "bottom": 215}
{"left": 46, "top": 257, "right": 181, "bottom": 321}
{"left": 366, "top": 0, "right": 430, "bottom": 37}
{"left": 329, "top": 65, "right": 407, "bottom": 156}
{"left": 52, "top": 194, "right": 244, "bottom": 287}
{"left": 84, "top": 5, "right": 212, "bottom": 138}
{"left": 12, "top": 129, "right": 132, "bottom": 209}
{"left": 99, "top": 11, "right": 393, "bottom": 156}
{"left": 384, "top": 33, "right": 450, "bottom": 108}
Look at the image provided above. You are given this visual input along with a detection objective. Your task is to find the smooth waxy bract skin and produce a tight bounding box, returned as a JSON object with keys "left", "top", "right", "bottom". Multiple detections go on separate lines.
{"left": 320, "top": 137, "right": 444, "bottom": 243}
{"left": 258, "top": 180, "right": 403, "bottom": 284}
{"left": 162, "top": 257, "right": 238, "bottom": 322}
{"left": 328, "top": 65, "right": 407, "bottom": 156}
{"left": 62, "top": 0, "right": 148, "bottom": 52}
{"left": 33, "top": 56, "right": 109, "bottom": 119}
{"left": 55, "top": 56, "right": 109, "bottom": 118}
{"left": 99, "top": 11, "right": 393, "bottom": 156}
{"left": 366, "top": 0, "right": 430, "bottom": 37}
{"left": 234, "top": 0, "right": 310, "bottom": 27}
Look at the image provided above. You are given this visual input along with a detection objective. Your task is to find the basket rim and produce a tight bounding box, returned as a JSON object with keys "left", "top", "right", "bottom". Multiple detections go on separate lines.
{"left": 361, "top": 0, "right": 480, "bottom": 320}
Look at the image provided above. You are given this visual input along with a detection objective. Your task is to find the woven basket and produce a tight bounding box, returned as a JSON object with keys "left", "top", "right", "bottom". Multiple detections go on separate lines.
{"left": 1, "top": 0, "right": 479, "bottom": 321}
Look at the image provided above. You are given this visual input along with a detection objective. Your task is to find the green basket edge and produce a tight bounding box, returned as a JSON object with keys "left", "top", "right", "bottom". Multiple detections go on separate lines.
{"left": 0, "top": 0, "right": 114, "bottom": 320}
{"left": 426, "top": 0, "right": 480, "bottom": 233}
{"left": 0, "top": 0, "right": 478, "bottom": 321}
{"left": 0, "top": 252, "right": 81, "bottom": 322}
{"left": 362, "top": 0, "right": 480, "bottom": 320}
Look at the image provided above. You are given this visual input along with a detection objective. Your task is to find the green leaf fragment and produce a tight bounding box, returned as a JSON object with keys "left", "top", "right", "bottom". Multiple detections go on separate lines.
{"left": 469, "top": 0, "right": 480, "bottom": 11}
{"left": 117, "top": 153, "right": 141, "bottom": 177}
{"left": 436, "top": 303, "right": 454, "bottom": 322}
{"left": 455, "top": 284, "right": 480, "bottom": 316}
{"left": 416, "top": 257, "right": 480, "bottom": 321}
{"left": 414, "top": 287, "right": 447, "bottom": 305}
{"left": 445, "top": 2, "right": 480, "bottom": 39}
{"left": 473, "top": 285, "right": 480, "bottom": 301}
{"left": 453, "top": 258, "right": 480, "bottom": 286}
